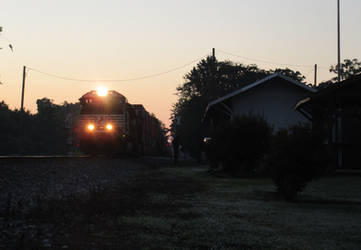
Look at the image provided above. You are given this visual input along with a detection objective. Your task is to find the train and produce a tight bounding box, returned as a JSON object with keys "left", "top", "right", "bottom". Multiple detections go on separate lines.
{"left": 74, "top": 88, "right": 166, "bottom": 156}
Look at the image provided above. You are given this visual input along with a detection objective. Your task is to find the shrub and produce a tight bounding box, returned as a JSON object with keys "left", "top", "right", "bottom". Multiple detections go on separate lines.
{"left": 269, "top": 124, "right": 330, "bottom": 201}
{"left": 205, "top": 115, "right": 272, "bottom": 176}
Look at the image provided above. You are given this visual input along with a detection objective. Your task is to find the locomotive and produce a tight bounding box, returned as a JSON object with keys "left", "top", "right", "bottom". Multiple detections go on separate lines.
{"left": 75, "top": 88, "right": 162, "bottom": 156}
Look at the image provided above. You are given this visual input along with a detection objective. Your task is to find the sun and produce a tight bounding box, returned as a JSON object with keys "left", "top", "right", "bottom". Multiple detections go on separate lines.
{"left": 96, "top": 86, "right": 108, "bottom": 96}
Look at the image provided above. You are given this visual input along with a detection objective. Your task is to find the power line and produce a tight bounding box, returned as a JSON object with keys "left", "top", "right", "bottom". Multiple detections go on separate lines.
{"left": 21, "top": 49, "right": 333, "bottom": 84}
{"left": 218, "top": 49, "right": 328, "bottom": 69}
{"left": 318, "top": 66, "right": 330, "bottom": 70}
{"left": 26, "top": 55, "right": 207, "bottom": 83}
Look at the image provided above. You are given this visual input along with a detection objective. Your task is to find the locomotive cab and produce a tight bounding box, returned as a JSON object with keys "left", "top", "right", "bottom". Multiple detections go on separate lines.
{"left": 76, "top": 90, "right": 136, "bottom": 155}
{"left": 80, "top": 90, "right": 126, "bottom": 115}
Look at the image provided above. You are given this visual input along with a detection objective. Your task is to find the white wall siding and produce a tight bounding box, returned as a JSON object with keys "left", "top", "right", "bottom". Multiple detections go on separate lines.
{"left": 231, "top": 80, "right": 310, "bottom": 131}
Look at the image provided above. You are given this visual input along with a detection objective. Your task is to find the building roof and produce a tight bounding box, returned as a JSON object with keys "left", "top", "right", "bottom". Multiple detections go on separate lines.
{"left": 206, "top": 73, "right": 316, "bottom": 113}
{"left": 311, "top": 73, "right": 361, "bottom": 99}
{"left": 295, "top": 73, "right": 361, "bottom": 115}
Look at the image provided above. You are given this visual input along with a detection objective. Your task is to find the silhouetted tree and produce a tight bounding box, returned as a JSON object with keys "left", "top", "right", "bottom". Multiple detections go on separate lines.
{"left": 206, "top": 115, "right": 272, "bottom": 175}
{"left": 318, "top": 58, "right": 361, "bottom": 89}
{"left": 0, "top": 101, "right": 21, "bottom": 154}
{"left": 148, "top": 113, "right": 168, "bottom": 155}
{"left": 34, "top": 98, "right": 81, "bottom": 154}
{"left": 269, "top": 124, "right": 331, "bottom": 201}
{"left": 330, "top": 58, "right": 361, "bottom": 81}
{"left": 271, "top": 68, "right": 306, "bottom": 83}
{"left": 0, "top": 99, "right": 81, "bottom": 155}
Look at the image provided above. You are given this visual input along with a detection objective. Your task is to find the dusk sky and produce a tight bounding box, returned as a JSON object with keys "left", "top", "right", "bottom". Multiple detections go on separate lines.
{"left": 1, "top": 0, "right": 360, "bottom": 127}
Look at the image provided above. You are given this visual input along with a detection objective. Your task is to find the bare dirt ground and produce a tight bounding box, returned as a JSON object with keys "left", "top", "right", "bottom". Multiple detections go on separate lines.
{"left": 1, "top": 158, "right": 360, "bottom": 249}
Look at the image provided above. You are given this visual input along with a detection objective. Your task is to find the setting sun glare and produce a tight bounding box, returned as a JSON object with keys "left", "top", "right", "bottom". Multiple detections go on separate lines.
{"left": 96, "top": 86, "right": 108, "bottom": 97}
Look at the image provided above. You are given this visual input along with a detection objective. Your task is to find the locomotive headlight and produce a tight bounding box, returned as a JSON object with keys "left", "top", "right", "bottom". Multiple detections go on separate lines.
{"left": 87, "top": 123, "right": 95, "bottom": 131}
{"left": 106, "top": 123, "right": 113, "bottom": 131}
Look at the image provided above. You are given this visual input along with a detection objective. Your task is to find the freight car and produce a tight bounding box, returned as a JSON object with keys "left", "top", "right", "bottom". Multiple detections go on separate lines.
{"left": 74, "top": 88, "right": 162, "bottom": 156}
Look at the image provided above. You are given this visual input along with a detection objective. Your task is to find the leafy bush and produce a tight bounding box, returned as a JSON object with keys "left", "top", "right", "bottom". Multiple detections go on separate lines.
{"left": 268, "top": 124, "right": 331, "bottom": 201}
{"left": 205, "top": 115, "right": 272, "bottom": 176}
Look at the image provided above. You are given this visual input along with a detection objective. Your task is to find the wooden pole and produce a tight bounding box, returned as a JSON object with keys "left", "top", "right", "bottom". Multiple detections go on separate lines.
{"left": 19, "top": 66, "right": 26, "bottom": 154}
{"left": 20, "top": 66, "right": 26, "bottom": 111}
{"left": 314, "top": 64, "right": 317, "bottom": 87}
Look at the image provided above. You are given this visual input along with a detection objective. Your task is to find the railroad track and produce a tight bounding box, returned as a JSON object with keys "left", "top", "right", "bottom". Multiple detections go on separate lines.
{"left": 0, "top": 155, "right": 176, "bottom": 165}
{"left": 0, "top": 155, "right": 194, "bottom": 171}
{"left": 0, "top": 155, "right": 90, "bottom": 159}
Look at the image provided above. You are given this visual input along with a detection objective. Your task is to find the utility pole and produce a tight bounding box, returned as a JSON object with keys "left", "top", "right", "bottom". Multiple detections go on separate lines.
{"left": 314, "top": 64, "right": 318, "bottom": 87}
{"left": 337, "top": 0, "right": 341, "bottom": 83}
{"left": 20, "top": 66, "right": 26, "bottom": 111}
{"left": 19, "top": 66, "right": 26, "bottom": 155}
{"left": 212, "top": 48, "right": 215, "bottom": 61}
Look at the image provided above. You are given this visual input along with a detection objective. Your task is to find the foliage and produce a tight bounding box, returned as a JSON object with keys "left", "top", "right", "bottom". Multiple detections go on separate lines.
{"left": 271, "top": 68, "right": 306, "bottom": 83}
{"left": 34, "top": 98, "right": 81, "bottom": 154}
{"left": 330, "top": 58, "right": 361, "bottom": 81}
{"left": 268, "top": 124, "right": 330, "bottom": 201}
{"left": 205, "top": 115, "right": 272, "bottom": 176}
{"left": 171, "top": 57, "right": 306, "bottom": 159}
{"left": 0, "top": 99, "right": 81, "bottom": 155}
{"left": 149, "top": 113, "right": 169, "bottom": 156}
{"left": 318, "top": 58, "right": 361, "bottom": 89}
{"left": 0, "top": 101, "right": 22, "bottom": 154}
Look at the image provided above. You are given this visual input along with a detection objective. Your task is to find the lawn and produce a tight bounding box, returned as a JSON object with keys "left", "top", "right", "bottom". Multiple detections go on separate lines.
{"left": 1, "top": 160, "right": 360, "bottom": 249}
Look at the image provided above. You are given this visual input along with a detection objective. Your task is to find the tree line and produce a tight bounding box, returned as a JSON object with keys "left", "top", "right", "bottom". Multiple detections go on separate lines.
{"left": 0, "top": 98, "right": 80, "bottom": 155}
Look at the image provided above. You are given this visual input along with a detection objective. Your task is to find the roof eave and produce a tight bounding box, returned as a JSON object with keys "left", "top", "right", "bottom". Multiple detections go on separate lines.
{"left": 207, "top": 73, "right": 316, "bottom": 110}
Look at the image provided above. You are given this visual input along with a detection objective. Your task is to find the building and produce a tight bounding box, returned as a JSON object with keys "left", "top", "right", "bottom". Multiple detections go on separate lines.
{"left": 204, "top": 73, "right": 316, "bottom": 131}
{"left": 295, "top": 74, "right": 361, "bottom": 169}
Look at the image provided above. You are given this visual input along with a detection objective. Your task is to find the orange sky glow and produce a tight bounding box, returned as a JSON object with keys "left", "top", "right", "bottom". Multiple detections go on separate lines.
{"left": 1, "top": 0, "right": 361, "bottom": 128}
